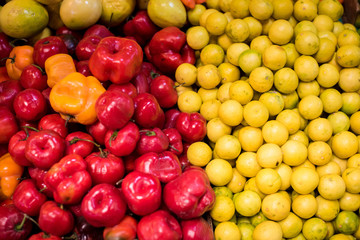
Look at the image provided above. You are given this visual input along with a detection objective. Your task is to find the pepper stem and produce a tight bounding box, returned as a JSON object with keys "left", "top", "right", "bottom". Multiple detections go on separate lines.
{"left": 70, "top": 137, "right": 107, "bottom": 157}
{"left": 150, "top": 71, "right": 160, "bottom": 79}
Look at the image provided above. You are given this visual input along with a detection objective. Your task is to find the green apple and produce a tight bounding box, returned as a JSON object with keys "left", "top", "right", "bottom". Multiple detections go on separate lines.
{"left": 60, "top": 0, "right": 102, "bottom": 30}
{"left": 100, "top": 0, "right": 136, "bottom": 27}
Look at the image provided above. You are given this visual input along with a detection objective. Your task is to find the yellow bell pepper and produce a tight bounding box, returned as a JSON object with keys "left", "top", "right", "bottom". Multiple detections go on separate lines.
{"left": 0, "top": 153, "right": 24, "bottom": 201}
{"left": 49, "top": 72, "right": 106, "bottom": 125}
{"left": 45, "top": 53, "right": 76, "bottom": 88}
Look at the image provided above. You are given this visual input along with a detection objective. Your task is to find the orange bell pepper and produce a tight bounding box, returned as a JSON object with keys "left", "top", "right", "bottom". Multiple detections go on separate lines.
{"left": 5, "top": 45, "right": 34, "bottom": 80}
{"left": 49, "top": 72, "right": 106, "bottom": 125}
{"left": 0, "top": 67, "right": 11, "bottom": 83}
{"left": 0, "top": 153, "right": 24, "bottom": 201}
{"left": 45, "top": 53, "right": 77, "bottom": 88}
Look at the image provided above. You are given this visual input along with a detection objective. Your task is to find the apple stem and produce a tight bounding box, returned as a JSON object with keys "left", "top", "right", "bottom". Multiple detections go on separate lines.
{"left": 39, "top": 186, "right": 47, "bottom": 193}
{"left": 168, "top": 145, "right": 180, "bottom": 153}
{"left": 150, "top": 71, "right": 160, "bottom": 79}
{"left": 22, "top": 125, "right": 39, "bottom": 133}
{"left": 15, "top": 214, "right": 27, "bottom": 231}
{"left": 139, "top": 130, "right": 156, "bottom": 136}
{"left": 69, "top": 137, "right": 106, "bottom": 157}
{"left": 31, "top": 64, "right": 45, "bottom": 74}
{"left": 23, "top": 214, "right": 41, "bottom": 229}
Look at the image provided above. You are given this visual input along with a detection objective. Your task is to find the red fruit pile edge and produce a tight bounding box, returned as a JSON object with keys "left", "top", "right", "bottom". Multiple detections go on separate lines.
{"left": 0, "top": 2, "right": 216, "bottom": 240}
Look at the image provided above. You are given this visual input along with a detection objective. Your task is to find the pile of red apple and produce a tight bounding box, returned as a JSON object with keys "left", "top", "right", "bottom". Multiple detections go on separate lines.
{"left": 0, "top": 10, "right": 215, "bottom": 240}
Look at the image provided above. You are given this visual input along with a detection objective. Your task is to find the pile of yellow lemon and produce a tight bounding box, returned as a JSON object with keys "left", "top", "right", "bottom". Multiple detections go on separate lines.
{"left": 174, "top": 0, "right": 360, "bottom": 239}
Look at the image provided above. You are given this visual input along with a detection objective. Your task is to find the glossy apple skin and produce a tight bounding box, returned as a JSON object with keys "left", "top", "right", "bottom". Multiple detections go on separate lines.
{"left": 13, "top": 89, "right": 47, "bottom": 122}
{"left": 181, "top": 217, "right": 214, "bottom": 240}
{"left": 121, "top": 171, "right": 162, "bottom": 216}
{"left": 137, "top": 210, "right": 182, "bottom": 240}
{"left": 0, "top": 106, "right": 19, "bottom": 144}
{"left": 81, "top": 183, "right": 127, "bottom": 228}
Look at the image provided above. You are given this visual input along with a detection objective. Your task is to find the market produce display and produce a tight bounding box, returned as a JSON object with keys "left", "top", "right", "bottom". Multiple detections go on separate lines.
{"left": 0, "top": 0, "right": 360, "bottom": 239}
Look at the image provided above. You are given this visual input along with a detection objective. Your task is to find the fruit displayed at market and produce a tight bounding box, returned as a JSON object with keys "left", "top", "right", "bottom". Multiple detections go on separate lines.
{"left": 0, "top": 0, "right": 360, "bottom": 239}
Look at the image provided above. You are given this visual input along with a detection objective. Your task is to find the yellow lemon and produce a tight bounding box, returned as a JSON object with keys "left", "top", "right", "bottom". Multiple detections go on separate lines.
{"left": 307, "top": 117, "right": 333, "bottom": 142}
{"left": 268, "top": 19, "right": 294, "bottom": 45}
{"left": 243, "top": 100, "right": 269, "bottom": 127}
{"left": 262, "top": 120, "right": 289, "bottom": 146}
{"left": 225, "top": 18, "right": 250, "bottom": 43}
{"left": 177, "top": 90, "right": 202, "bottom": 113}
{"left": 214, "top": 221, "right": 241, "bottom": 240}
{"left": 226, "top": 168, "right": 246, "bottom": 193}
{"left": 302, "top": 218, "right": 328, "bottom": 240}
{"left": 230, "top": 0, "right": 250, "bottom": 19}
{"left": 206, "top": 158, "right": 234, "bottom": 186}
{"left": 289, "top": 130, "right": 309, "bottom": 147}
{"left": 271, "top": 0, "right": 293, "bottom": 20}
{"left": 186, "top": 26, "right": 210, "bottom": 50}
{"left": 279, "top": 212, "right": 303, "bottom": 239}
{"left": 281, "top": 139, "right": 308, "bottom": 166}
{"left": 200, "top": 44, "right": 225, "bottom": 66}
{"left": 316, "top": 63, "right": 339, "bottom": 88}
{"left": 217, "top": 82, "right": 232, "bottom": 103}
{"left": 233, "top": 190, "right": 262, "bottom": 217}
{"left": 336, "top": 45, "right": 360, "bottom": 68}
{"left": 318, "top": 30, "right": 338, "bottom": 45}
{"left": 350, "top": 112, "right": 360, "bottom": 134}
{"left": 341, "top": 92, "right": 360, "bottom": 115}
{"left": 210, "top": 195, "right": 235, "bottom": 222}
{"left": 291, "top": 167, "right": 319, "bottom": 194}
{"left": 339, "top": 192, "right": 360, "bottom": 211}
{"left": 342, "top": 167, "right": 360, "bottom": 194}
{"left": 250, "top": 35, "right": 273, "bottom": 54}
{"left": 274, "top": 67, "right": 299, "bottom": 94}
{"left": 315, "top": 195, "right": 340, "bottom": 221}
{"left": 259, "top": 91, "right": 284, "bottom": 116}
{"left": 218, "top": 62, "right": 240, "bottom": 84}
{"left": 236, "top": 151, "right": 261, "bottom": 178}
{"left": 262, "top": 45, "right": 287, "bottom": 72}
{"left": 318, "top": 0, "right": 344, "bottom": 21}
{"left": 317, "top": 161, "right": 341, "bottom": 177}
{"left": 199, "top": 8, "right": 219, "bottom": 27}
{"left": 255, "top": 168, "right": 282, "bottom": 194}
{"left": 206, "top": 117, "right": 232, "bottom": 143}
{"left": 282, "top": 43, "right": 300, "bottom": 68}
{"left": 187, "top": 4, "right": 206, "bottom": 26}
{"left": 313, "top": 14, "right": 334, "bottom": 32}
{"left": 261, "top": 192, "right": 291, "bottom": 221}
{"left": 238, "top": 126, "right": 263, "bottom": 152}
{"left": 333, "top": 21, "right": 345, "bottom": 37}
{"left": 320, "top": 89, "right": 343, "bottom": 114}
{"left": 218, "top": 99, "right": 243, "bottom": 127}
{"left": 331, "top": 131, "right": 358, "bottom": 159}
{"left": 248, "top": 0, "right": 273, "bottom": 21}
{"left": 318, "top": 174, "right": 346, "bottom": 200}
{"left": 276, "top": 109, "right": 301, "bottom": 134}
{"left": 293, "top": 0, "right": 317, "bottom": 21}
{"left": 187, "top": 141, "right": 213, "bottom": 167}
{"left": 275, "top": 163, "right": 293, "bottom": 190}
{"left": 294, "top": 55, "right": 319, "bottom": 82}
{"left": 200, "top": 99, "right": 221, "bottom": 121}
{"left": 298, "top": 95, "right": 323, "bottom": 120}
{"left": 314, "top": 37, "right": 337, "bottom": 64}
{"left": 295, "top": 30, "right": 320, "bottom": 55}
{"left": 248, "top": 66, "right": 274, "bottom": 93}
{"left": 205, "top": 11, "right": 228, "bottom": 36}
{"left": 214, "top": 134, "right": 241, "bottom": 160}
{"left": 292, "top": 193, "right": 318, "bottom": 219}
{"left": 256, "top": 143, "right": 282, "bottom": 168}
{"left": 297, "top": 80, "right": 320, "bottom": 99}
{"left": 238, "top": 49, "right": 262, "bottom": 76}
{"left": 337, "top": 29, "right": 360, "bottom": 47}
{"left": 175, "top": 63, "right": 197, "bottom": 87}
{"left": 347, "top": 153, "right": 360, "bottom": 168}
{"left": 229, "top": 80, "right": 254, "bottom": 105}
{"left": 253, "top": 221, "right": 283, "bottom": 240}
{"left": 197, "top": 64, "right": 221, "bottom": 90}
{"left": 308, "top": 141, "right": 333, "bottom": 166}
